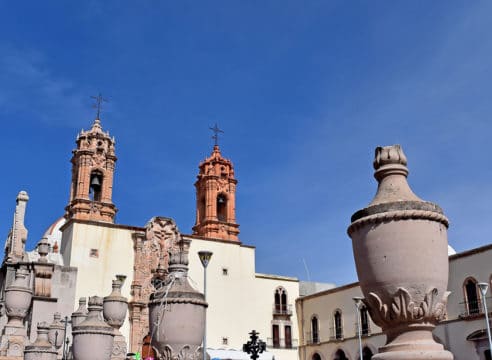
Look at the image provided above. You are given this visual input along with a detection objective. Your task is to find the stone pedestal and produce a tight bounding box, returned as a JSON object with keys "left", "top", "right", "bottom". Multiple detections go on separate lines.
{"left": 103, "top": 276, "right": 128, "bottom": 359}
{"left": 348, "top": 145, "right": 453, "bottom": 360}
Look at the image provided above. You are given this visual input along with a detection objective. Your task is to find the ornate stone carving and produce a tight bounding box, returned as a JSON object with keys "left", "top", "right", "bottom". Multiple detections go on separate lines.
{"left": 129, "top": 218, "right": 181, "bottom": 353}
{"left": 364, "top": 288, "right": 450, "bottom": 328}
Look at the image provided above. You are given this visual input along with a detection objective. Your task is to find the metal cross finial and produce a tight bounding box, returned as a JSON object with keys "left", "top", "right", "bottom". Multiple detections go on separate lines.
{"left": 243, "top": 330, "right": 266, "bottom": 360}
{"left": 209, "top": 123, "right": 224, "bottom": 146}
{"left": 91, "top": 93, "right": 108, "bottom": 120}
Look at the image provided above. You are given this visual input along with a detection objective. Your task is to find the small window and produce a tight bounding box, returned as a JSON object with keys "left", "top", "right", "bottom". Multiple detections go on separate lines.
{"left": 90, "top": 249, "right": 99, "bottom": 258}
{"left": 222, "top": 337, "right": 228, "bottom": 345}
{"left": 222, "top": 268, "right": 228, "bottom": 276}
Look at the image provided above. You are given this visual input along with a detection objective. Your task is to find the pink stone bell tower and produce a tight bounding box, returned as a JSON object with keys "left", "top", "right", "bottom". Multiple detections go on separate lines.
{"left": 192, "top": 142, "right": 239, "bottom": 241}
{"left": 64, "top": 118, "right": 117, "bottom": 223}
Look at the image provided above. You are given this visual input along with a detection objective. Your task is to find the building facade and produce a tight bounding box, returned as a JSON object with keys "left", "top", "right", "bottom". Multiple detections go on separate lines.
{"left": 296, "top": 244, "right": 492, "bottom": 360}
{"left": 2, "top": 117, "right": 300, "bottom": 360}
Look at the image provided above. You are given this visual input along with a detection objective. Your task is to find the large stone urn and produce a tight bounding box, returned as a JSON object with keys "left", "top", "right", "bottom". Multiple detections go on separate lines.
{"left": 149, "top": 238, "right": 207, "bottom": 360}
{"left": 348, "top": 145, "right": 452, "bottom": 359}
{"left": 72, "top": 297, "right": 88, "bottom": 328}
{"left": 48, "top": 312, "right": 65, "bottom": 351}
{"left": 72, "top": 296, "right": 115, "bottom": 360}
{"left": 103, "top": 275, "right": 128, "bottom": 359}
{"left": 24, "top": 322, "right": 57, "bottom": 360}
{"left": 4, "top": 267, "right": 32, "bottom": 332}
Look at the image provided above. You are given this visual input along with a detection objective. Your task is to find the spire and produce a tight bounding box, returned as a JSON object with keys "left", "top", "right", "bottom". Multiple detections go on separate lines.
{"left": 4, "top": 191, "right": 29, "bottom": 263}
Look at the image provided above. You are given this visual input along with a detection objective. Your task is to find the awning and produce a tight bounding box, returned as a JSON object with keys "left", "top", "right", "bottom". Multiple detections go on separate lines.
{"left": 207, "top": 349, "right": 274, "bottom": 360}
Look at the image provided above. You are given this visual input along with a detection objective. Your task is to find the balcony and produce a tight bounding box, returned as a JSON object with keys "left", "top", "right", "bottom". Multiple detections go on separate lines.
{"left": 305, "top": 331, "right": 319, "bottom": 345}
{"left": 329, "top": 327, "right": 344, "bottom": 341}
{"left": 266, "top": 337, "right": 298, "bottom": 349}
{"left": 272, "top": 304, "right": 293, "bottom": 316}
{"left": 354, "top": 323, "right": 371, "bottom": 337}
{"left": 459, "top": 297, "right": 492, "bottom": 319}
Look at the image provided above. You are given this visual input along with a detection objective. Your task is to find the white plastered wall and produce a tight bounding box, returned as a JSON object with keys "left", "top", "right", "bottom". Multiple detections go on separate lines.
{"left": 61, "top": 221, "right": 135, "bottom": 343}
{"left": 187, "top": 237, "right": 300, "bottom": 360}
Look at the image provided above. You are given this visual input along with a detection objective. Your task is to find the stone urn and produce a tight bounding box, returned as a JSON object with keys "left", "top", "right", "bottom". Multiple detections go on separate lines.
{"left": 24, "top": 322, "right": 57, "bottom": 360}
{"left": 72, "top": 297, "right": 89, "bottom": 327}
{"left": 348, "top": 145, "right": 452, "bottom": 359}
{"left": 72, "top": 296, "right": 115, "bottom": 360}
{"left": 103, "top": 275, "right": 128, "bottom": 359}
{"left": 149, "top": 238, "right": 207, "bottom": 359}
{"left": 4, "top": 267, "right": 32, "bottom": 331}
{"left": 48, "top": 312, "right": 65, "bottom": 350}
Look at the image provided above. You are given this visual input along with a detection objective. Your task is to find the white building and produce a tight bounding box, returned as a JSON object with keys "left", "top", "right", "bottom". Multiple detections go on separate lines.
{"left": 296, "top": 244, "right": 492, "bottom": 360}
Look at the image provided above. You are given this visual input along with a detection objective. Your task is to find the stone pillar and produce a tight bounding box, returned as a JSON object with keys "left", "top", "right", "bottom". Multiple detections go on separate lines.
{"left": 0, "top": 267, "right": 32, "bottom": 358}
{"left": 24, "top": 322, "right": 57, "bottom": 360}
{"left": 348, "top": 145, "right": 453, "bottom": 360}
{"left": 103, "top": 276, "right": 128, "bottom": 359}
{"left": 72, "top": 296, "right": 114, "bottom": 360}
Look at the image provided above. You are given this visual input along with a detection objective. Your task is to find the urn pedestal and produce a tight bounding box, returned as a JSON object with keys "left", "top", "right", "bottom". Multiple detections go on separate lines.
{"left": 348, "top": 145, "right": 453, "bottom": 360}
{"left": 0, "top": 267, "right": 32, "bottom": 358}
{"left": 72, "top": 296, "right": 115, "bottom": 360}
{"left": 149, "top": 238, "right": 207, "bottom": 360}
{"left": 103, "top": 276, "right": 128, "bottom": 359}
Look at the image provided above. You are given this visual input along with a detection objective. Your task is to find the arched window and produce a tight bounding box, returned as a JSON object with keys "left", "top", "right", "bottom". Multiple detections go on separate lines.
{"left": 89, "top": 171, "right": 103, "bottom": 201}
{"left": 360, "top": 306, "right": 370, "bottom": 336}
{"left": 274, "top": 287, "right": 288, "bottom": 314}
{"left": 464, "top": 277, "right": 480, "bottom": 315}
{"left": 217, "top": 194, "right": 227, "bottom": 222}
{"left": 199, "top": 197, "right": 206, "bottom": 221}
{"left": 334, "top": 349, "right": 348, "bottom": 360}
{"left": 311, "top": 316, "right": 319, "bottom": 344}
{"left": 334, "top": 310, "right": 343, "bottom": 340}
{"left": 312, "top": 353, "right": 322, "bottom": 360}
{"left": 362, "top": 346, "right": 373, "bottom": 360}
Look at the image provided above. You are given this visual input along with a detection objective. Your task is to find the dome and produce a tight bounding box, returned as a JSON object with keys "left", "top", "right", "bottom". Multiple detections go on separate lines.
{"left": 26, "top": 216, "right": 66, "bottom": 265}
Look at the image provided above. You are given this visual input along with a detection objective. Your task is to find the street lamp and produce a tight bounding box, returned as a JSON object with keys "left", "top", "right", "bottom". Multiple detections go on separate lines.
{"left": 478, "top": 283, "right": 492, "bottom": 354}
{"left": 198, "top": 251, "right": 213, "bottom": 360}
{"left": 353, "top": 297, "right": 363, "bottom": 360}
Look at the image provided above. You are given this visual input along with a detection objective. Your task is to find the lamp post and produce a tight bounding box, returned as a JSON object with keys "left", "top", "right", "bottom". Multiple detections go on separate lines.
{"left": 353, "top": 297, "right": 363, "bottom": 360}
{"left": 478, "top": 283, "right": 492, "bottom": 354}
{"left": 198, "top": 251, "right": 213, "bottom": 360}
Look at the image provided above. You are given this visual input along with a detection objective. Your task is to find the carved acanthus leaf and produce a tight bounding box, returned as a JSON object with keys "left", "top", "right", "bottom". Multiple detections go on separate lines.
{"left": 364, "top": 287, "right": 450, "bottom": 328}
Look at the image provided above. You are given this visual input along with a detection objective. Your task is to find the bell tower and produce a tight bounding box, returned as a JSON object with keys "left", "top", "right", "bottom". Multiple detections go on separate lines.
{"left": 65, "top": 118, "right": 117, "bottom": 223}
{"left": 192, "top": 143, "right": 240, "bottom": 241}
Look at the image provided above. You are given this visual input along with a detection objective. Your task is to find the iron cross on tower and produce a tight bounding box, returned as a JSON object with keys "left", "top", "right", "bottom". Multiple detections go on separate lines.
{"left": 209, "top": 123, "right": 224, "bottom": 146}
{"left": 91, "top": 93, "right": 108, "bottom": 119}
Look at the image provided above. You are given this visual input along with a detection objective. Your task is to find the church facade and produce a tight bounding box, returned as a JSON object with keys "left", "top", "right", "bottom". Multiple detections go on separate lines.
{"left": 3, "top": 117, "right": 300, "bottom": 359}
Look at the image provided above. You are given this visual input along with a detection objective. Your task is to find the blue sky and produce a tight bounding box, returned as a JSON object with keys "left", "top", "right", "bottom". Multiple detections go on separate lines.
{"left": 0, "top": 1, "right": 491, "bottom": 285}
